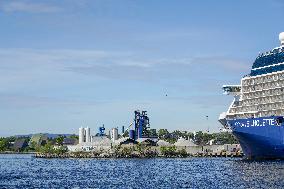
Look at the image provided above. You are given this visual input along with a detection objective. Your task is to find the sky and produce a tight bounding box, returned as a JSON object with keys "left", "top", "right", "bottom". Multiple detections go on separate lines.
{"left": 0, "top": 0, "right": 284, "bottom": 136}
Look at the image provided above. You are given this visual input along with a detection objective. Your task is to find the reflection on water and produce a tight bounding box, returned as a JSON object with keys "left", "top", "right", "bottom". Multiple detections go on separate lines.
{"left": 0, "top": 154, "right": 283, "bottom": 188}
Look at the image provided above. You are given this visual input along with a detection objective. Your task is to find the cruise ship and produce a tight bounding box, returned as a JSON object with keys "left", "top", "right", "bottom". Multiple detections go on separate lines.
{"left": 219, "top": 32, "right": 284, "bottom": 159}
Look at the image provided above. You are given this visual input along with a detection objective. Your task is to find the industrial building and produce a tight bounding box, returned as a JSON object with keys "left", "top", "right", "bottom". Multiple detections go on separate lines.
{"left": 66, "top": 126, "right": 113, "bottom": 152}
{"left": 66, "top": 110, "right": 159, "bottom": 152}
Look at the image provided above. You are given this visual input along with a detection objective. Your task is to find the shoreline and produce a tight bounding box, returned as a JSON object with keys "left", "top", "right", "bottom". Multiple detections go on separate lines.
{"left": 33, "top": 151, "right": 244, "bottom": 159}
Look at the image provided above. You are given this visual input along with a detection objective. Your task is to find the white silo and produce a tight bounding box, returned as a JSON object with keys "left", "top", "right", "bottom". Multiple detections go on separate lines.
{"left": 79, "top": 127, "right": 85, "bottom": 144}
{"left": 85, "top": 127, "right": 91, "bottom": 143}
{"left": 111, "top": 128, "right": 118, "bottom": 142}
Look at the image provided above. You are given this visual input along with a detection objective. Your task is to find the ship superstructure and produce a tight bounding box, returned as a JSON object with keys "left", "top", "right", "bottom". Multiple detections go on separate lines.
{"left": 220, "top": 32, "right": 284, "bottom": 159}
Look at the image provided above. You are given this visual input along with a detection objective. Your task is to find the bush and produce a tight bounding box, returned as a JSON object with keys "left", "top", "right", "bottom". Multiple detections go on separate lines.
{"left": 38, "top": 142, "right": 54, "bottom": 154}
{"left": 160, "top": 146, "right": 177, "bottom": 157}
{"left": 54, "top": 146, "right": 68, "bottom": 155}
{"left": 177, "top": 148, "right": 188, "bottom": 157}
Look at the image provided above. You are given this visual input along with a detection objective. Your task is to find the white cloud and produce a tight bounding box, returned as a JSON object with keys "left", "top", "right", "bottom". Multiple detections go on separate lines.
{"left": 0, "top": 1, "right": 61, "bottom": 13}
{"left": 0, "top": 48, "right": 250, "bottom": 84}
{"left": 0, "top": 48, "right": 245, "bottom": 134}
{"left": 0, "top": 93, "right": 101, "bottom": 109}
{"left": 0, "top": 48, "right": 250, "bottom": 106}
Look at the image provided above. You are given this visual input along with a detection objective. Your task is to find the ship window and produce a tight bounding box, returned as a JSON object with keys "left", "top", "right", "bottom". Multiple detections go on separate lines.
{"left": 275, "top": 117, "right": 283, "bottom": 125}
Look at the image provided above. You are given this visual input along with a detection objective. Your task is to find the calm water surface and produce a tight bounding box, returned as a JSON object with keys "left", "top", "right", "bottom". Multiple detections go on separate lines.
{"left": 0, "top": 154, "right": 284, "bottom": 189}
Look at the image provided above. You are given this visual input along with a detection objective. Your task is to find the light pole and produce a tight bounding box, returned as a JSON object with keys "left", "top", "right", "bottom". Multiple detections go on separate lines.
{"left": 206, "top": 116, "right": 209, "bottom": 133}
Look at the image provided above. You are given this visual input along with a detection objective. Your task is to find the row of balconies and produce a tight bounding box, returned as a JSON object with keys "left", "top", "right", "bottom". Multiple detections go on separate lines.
{"left": 242, "top": 88, "right": 284, "bottom": 99}
{"left": 241, "top": 95, "right": 284, "bottom": 106}
{"left": 242, "top": 72, "right": 284, "bottom": 86}
{"left": 242, "top": 81, "right": 284, "bottom": 93}
{"left": 231, "top": 111, "right": 282, "bottom": 119}
{"left": 228, "top": 109, "right": 283, "bottom": 119}
{"left": 229, "top": 102, "right": 284, "bottom": 114}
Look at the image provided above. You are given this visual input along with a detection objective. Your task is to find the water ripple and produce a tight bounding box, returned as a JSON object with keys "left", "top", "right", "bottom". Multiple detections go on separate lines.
{"left": 0, "top": 154, "right": 283, "bottom": 188}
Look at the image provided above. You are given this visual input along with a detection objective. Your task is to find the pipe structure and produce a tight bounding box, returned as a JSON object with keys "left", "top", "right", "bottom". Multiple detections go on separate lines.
{"left": 133, "top": 110, "right": 150, "bottom": 140}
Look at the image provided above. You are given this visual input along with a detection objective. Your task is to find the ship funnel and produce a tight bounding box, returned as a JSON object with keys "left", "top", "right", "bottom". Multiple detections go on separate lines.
{"left": 279, "top": 32, "right": 284, "bottom": 46}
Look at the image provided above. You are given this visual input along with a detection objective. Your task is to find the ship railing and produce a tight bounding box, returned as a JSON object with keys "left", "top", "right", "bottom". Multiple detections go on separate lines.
{"left": 242, "top": 77, "right": 284, "bottom": 87}
{"left": 242, "top": 70, "right": 284, "bottom": 85}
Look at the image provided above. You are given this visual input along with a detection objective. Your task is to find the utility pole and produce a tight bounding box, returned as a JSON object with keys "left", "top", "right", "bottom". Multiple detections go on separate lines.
{"left": 206, "top": 116, "right": 209, "bottom": 133}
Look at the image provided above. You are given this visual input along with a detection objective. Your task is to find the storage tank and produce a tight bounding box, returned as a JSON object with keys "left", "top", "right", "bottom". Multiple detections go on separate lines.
{"left": 129, "top": 130, "right": 135, "bottom": 140}
{"left": 79, "top": 127, "right": 85, "bottom": 144}
{"left": 85, "top": 127, "right": 91, "bottom": 143}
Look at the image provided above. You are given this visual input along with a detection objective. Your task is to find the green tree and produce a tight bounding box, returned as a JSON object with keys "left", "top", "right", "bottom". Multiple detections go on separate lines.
{"left": 55, "top": 135, "right": 64, "bottom": 146}
{"left": 29, "top": 141, "right": 38, "bottom": 151}
{"left": 0, "top": 138, "right": 9, "bottom": 151}
{"left": 202, "top": 132, "right": 213, "bottom": 144}
{"left": 69, "top": 135, "right": 79, "bottom": 140}
{"left": 194, "top": 131, "right": 203, "bottom": 145}
{"left": 212, "top": 132, "right": 238, "bottom": 144}
{"left": 158, "top": 129, "right": 169, "bottom": 139}
{"left": 172, "top": 130, "right": 183, "bottom": 139}
{"left": 194, "top": 131, "right": 213, "bottom": 145}
{"left": 149, "top": 129, "right": 157, "bottom": 137}
{"left": 39, "top": 142, "right": 54, "bottom": 154}
{"left": 165, "top": 138, "right": 177, "bottom": 144}
{"left": 186, "top": 132, "right": 194, "bottom": 140}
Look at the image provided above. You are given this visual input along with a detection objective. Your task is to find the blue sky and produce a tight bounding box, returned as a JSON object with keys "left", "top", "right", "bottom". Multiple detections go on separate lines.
{"left": 0, "top": 0, "right": 283, "bottom": 136}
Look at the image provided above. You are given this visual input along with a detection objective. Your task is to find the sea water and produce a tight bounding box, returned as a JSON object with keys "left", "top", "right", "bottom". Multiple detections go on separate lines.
{"left": 0, "top": 154, "right": 283, "bottom": 188}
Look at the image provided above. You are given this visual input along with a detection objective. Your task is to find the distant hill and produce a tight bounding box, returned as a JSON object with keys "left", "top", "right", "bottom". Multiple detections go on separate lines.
{"left": 14, "top": 133, "right": 78, "bottom": 139}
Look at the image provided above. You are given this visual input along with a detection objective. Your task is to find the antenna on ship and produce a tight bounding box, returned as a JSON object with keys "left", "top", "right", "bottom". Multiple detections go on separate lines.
{"left": 279, "top": 32, "right": 284, "bottom": 46}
